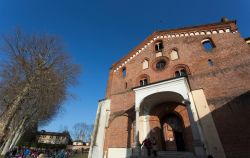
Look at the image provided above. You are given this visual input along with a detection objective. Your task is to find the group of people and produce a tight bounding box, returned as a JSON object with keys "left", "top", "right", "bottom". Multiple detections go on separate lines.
{"left": 5, "top": 147, "right": 78, "bottom": 158}
{"left": 141, "top": 137, "right": 157, "bottom": 157}
{"left": 141, "top": 137, "right": 215, "bottom": 158}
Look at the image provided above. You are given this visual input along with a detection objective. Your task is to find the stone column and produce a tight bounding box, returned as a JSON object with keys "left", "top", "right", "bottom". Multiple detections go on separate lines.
{"left": 183, "top": 99, "right": 206, "bottom": 158}
{"left": 133, "top": 108, "right": 141, "bottom": 156}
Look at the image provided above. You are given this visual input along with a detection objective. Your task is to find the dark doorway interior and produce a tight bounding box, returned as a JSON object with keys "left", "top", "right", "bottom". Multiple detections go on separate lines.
{"left": 174, "top": 131, "right": 185, "bottom": 151}
{"left": 161, "top": 114, "right": 185, "bottom": 151}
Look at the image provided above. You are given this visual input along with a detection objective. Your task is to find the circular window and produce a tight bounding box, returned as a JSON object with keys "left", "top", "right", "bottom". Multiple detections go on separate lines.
{"left": 156, "top": 60, "right": 166, "bottom": 70}
{"left": 152, "top": 57, "right": 169, "bottom": 72}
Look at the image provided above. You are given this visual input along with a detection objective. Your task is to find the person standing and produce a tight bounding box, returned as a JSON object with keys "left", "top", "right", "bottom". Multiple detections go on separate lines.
{"left": 142, "top": 137, "right": 152, "bottom": 156}
{"left": 151, "top": 137, "right": 158, "bottom": 157}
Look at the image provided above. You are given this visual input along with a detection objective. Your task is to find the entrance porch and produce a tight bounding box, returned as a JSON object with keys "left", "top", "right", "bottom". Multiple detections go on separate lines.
{"left": 133, "top": 77, "right": 206, "bottom": 158}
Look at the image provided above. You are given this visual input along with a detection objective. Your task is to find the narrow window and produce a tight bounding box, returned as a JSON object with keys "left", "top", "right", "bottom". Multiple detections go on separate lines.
{"left": 155, "top": 41, "right": 164, "bottom": 52}
{"left": 125, "top": 82, "right": 128, "bottom": 89}
{"left": 202, "top": 39, "right": 215, "bottom": 51}
{"left": 142, "top": 59, "right": 149, "bottom": 69}
{"left": 122, "top": 67, "right": 126, "bottom": 77}
{"left": 140, "top": 80, "right": 143, "bottom": 86}
{"left": 208, "top": 59, "right": 214, "bottom": 66}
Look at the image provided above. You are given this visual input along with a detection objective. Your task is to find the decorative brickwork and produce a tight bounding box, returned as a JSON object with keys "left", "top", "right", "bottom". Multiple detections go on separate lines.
{"left": 99, "top": 20, "right": 250, "bottom": 158}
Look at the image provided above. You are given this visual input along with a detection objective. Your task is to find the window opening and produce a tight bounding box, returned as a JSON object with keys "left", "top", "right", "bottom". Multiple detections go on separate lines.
{"left": 155, "top": 41, "right": 164, "bottom": 52}
{"left": 140, "top": 78, "right": 148, "bottom": 86}
{"left": 175, "top": 69, "right": 187, "bottom": 77}
{"left": 122, "top": 67, "right": 126, "bottom": 77}
{"left": 156, "top": 60, "right": 166, "bottom": 70}
{"left": 202, "top": 39, "right": 215, "bottom": 51}
{"left": 180, "top": 69, "right": 187, "bottom": 76}
{"left": 175, "top": 71, "right": 180, "bottom": 77}
{"left": 208, "top": 59, "right": 214, "bottom": 66}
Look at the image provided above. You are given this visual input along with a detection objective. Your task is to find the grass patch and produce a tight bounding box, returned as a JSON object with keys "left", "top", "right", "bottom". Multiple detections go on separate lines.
{"left": 70, "top": 153, "right": 88, "bottom": 158}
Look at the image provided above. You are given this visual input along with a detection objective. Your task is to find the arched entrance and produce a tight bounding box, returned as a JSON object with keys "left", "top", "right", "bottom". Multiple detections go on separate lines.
{"left": 161, "top": 114, "right": 185, "bottom": 151}
{"left": 133, "top": 78, "right": 206, "bottom": 157}
{"left": 147, "top": 101, "right": 193, "bottom": 152}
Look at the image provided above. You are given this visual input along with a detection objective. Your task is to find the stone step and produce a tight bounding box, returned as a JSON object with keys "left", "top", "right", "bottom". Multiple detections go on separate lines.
{"left": 158, "top": 151, "right": 194, "bottom": 158}
{"left": 131, "top": 151, "right": 195, "bottom": 158}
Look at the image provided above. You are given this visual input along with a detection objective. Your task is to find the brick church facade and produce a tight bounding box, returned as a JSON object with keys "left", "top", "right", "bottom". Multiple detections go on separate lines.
{"left": 89, "top": 19, "right": 250, "bottom": 158}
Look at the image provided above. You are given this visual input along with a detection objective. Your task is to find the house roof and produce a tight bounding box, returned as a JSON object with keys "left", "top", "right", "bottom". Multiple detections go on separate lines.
{"left": 37, "top": 131, "right": 70, "bottom": 137}
{"left": 73, "top": 140, "right": 84, "bottom": 142}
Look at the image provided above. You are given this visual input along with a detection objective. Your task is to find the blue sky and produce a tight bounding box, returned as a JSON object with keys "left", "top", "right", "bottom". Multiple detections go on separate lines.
{"left": 0, "top": 0, "right": 249, "bottom": 135}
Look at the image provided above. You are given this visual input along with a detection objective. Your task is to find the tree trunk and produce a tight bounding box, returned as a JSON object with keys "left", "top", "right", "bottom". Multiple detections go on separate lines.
{"left": 9, "top": 117, "right": 27, "bottom": 150}
{"left": 10, "top": 130, "right": 24, "bottom": 150}
{"left": 0, "top": 81, "right": 32, "bottom": 144}
{"left": 1, "top": 117, "right": 27, "bottom": 155}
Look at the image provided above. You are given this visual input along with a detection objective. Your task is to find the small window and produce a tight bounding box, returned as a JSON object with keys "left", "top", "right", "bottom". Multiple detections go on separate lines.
{"left": 208, "top": 59, "right": 214, "bottom": 66}
{"left": 125, "top": 82, "right": 128, "bottom": 89}
{"left": 155, "top": 41, "right": 164, "bottom": 52}
{"left": 142, "top": 59, "right": 149, "bottom": 69}
{"left": 122, "top": 67, "right": 126, "bottom": 77}
{"left": 140, "top": 78, "right": 148, "bottom": 86}
{"left": 170, "top": 49, "right": 179, "bottom": 60}
{"left": 175, "top": 69, "right": 187, "bottom": 77}
{"left": 156, "top": 60, "right": 166, "bottom": 70}
{"left": 202, "top": 39, "right": 215, "bottom": 51}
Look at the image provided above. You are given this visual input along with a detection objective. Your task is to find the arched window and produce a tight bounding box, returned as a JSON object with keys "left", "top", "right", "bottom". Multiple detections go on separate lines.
{"left": 155, "top": 41, "right": 164, "bottom": 52}
{"left": 140, "top": 78, "right": 148, "bottom": 86}
{"left": 142, "top": 59, "right": 149, "bottom": 69}
{"left": 173, "top": 64, "right": 190, "bottom": 78}
{"left": 170, "top": 49, "right": 179, "bottom": 60}
{"left": 175, "top": 69, "right": 187, "bottom": 77}
{"left": 138, "top": 74, "right": 150, "bottom": 86}
{"left": 202, "top": 38, "right": 215, "bottom": 51}
{"left": 122, "top": 67, "right": 126, "bottom": 77}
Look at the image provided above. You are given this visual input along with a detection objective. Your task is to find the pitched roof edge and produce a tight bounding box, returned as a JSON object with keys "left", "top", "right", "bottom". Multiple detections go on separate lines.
{"left": 110, "top": 20, "right": 237, "bottom": 71}
{"left": 155, "top": 20, "right": 236, "bottom": 34}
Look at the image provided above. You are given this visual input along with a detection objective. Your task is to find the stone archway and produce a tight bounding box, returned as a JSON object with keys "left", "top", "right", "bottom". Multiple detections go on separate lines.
{"left": 146, "top": 101, "right": 194, "bottom": 152}
{"left": 133, "top": 78, "right": 206, "bottom": 157}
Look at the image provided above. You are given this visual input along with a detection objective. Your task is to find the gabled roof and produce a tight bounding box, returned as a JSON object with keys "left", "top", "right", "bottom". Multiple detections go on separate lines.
{"left": 111, "top": 20, "right": 237, "bottom": 72}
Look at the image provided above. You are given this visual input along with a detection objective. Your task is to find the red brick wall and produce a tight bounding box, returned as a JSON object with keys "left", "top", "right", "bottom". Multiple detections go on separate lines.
{"left": 105, "top": 115, "right": 130, "bottom": 148}
{"left": 149, "top": 103, "right": 193, "bottom": 152}
{"left": 104, "top": 21, "right": 250, "bottom": 157}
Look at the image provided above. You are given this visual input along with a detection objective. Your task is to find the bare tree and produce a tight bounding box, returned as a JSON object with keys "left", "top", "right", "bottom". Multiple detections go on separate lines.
{"left": 0, "top": 29, "right": 80, "bottom": 154}
{"left": 73, "top": 122, "right": 93, "bottom": 142}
